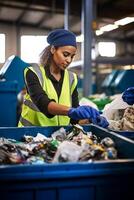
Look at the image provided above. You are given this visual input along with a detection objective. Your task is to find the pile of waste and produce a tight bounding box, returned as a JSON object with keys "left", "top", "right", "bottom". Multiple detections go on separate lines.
{"left": 108, "top": 106, "right": 134, "bottom": 131}
{"left": 0, "top": 125, "right": 118, "bottom": 165}
{"left": 103, "top": 94, "right": 134, "bottom": 131}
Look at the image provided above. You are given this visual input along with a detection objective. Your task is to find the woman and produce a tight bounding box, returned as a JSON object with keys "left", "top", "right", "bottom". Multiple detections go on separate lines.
{"left": 18, "top": 29, "right": 108, "bottom": 127}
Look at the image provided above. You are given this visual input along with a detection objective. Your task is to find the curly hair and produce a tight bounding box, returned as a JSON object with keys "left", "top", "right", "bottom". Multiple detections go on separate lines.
{"left": 39, "top": 45, "right": 52, "bottom": 67}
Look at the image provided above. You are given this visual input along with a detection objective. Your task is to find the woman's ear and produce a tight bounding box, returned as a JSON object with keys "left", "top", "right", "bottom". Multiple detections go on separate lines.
{"left": 50, "top": 46, "right": 56, "bottom": 54}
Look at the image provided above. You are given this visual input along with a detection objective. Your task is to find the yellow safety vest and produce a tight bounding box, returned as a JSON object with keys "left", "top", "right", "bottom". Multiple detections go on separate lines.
{"left": 18, "top": 64, "right": 77, "bottom": 127}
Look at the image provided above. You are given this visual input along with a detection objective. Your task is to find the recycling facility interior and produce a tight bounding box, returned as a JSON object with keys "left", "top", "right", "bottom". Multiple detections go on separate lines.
{"left": 0, "top": 2, "right": 134, "bottom": 199}
{"left": 0, "top": 0, "right": 134, "bottom": 127}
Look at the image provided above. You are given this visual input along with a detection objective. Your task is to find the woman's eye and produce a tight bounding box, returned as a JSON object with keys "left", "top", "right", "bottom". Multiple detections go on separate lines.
{"left": 63, "top": 53, "right": 69, "bottom": 57}
{"left": 71, "top": 55, "right": 75, "bottom": 59}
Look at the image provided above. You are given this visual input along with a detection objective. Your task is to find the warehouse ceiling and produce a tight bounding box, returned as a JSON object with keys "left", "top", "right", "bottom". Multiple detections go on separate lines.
{"left": 0, "top": 0, "right": 134, "bottom": 40}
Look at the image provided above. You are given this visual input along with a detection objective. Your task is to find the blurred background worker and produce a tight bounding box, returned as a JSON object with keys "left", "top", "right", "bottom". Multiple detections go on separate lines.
{"left": 18, "top": 29, "right": 108, "bottom": 128}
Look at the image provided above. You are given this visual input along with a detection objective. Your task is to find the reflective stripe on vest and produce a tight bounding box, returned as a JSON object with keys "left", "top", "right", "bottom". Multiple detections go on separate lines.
{"left": 18, "top": 65, "right": 77, "bottom": 127}
{"left": 23, "top": 99, "right": 40, "bottom": 112}
{"left": 24, "top": 64, "right": 44, "bottom": 86}
{"left": 19, "top": 116, "right": 34, "bottom": 126}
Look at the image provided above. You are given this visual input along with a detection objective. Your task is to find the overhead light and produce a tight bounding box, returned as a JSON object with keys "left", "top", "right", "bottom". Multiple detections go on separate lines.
{"left": 96, "top": 30, "right": 104, "bottom": 36}
{"left": 95, "top": 16, "right": 134, "bottom": 36}
{"left": 76, "top": 34, "right": 84, "bottom": 42}
{"left": 100, "top": 24, "right": 118, "bottom": 32}
{"left": 115, "top": 17, "right": 134, "bottom": 26}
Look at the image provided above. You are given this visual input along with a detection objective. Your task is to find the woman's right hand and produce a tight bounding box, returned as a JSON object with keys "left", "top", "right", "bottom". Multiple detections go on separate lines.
{"left": 68, "top": 105, "right": 109, "bottom": 128}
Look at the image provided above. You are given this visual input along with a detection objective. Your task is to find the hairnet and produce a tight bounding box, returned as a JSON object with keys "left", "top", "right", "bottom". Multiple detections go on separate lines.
{"left": 47, "top": 29, "right": 77, "bottom": 47}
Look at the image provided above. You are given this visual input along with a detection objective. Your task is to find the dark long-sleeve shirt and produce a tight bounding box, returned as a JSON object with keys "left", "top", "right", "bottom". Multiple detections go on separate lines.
{"left": 25, "top": 65, "right": 79, "bottom": 120}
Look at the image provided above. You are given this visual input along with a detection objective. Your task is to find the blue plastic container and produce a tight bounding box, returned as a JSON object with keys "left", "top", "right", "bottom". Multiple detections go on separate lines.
{"left": 0, "top": 125, "right": 134, "bottom": 200}
{"left": 111, "top": 69, "right": 134, "bottom": 93}
{"left": 109, "top": 129, "right": 134, "bottom": 140}
{"left": 101, "top": 70, "right": 119, "bottom": 95}
{"left": 0, "top": 81, "right": 18, "bottom": 127}
{"left": 0, "top": 56, "right": 30, "bottom": 93}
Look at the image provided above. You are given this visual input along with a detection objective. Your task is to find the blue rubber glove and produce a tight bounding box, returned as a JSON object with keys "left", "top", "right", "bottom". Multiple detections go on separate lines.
{"left": 68, "top": 106, "right": 109, "bottom": 128}
{"left": 96, "top": 116, "right": 109, "bottom": 128}
{"left": 122, "top": 87, "right": 134, "bottom": 105}
{"left": 68, "top": 106, "right": 100, "bottom": 122}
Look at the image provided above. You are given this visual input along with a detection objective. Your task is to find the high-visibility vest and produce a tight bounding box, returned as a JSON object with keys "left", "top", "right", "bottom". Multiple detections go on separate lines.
{"left": 18, "top": 64, "right": 78, "bottom": 127}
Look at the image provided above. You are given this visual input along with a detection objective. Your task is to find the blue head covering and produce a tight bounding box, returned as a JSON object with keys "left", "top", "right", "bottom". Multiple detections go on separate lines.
{"left": 47, "top": 29, "right": 77, "bottom": 47}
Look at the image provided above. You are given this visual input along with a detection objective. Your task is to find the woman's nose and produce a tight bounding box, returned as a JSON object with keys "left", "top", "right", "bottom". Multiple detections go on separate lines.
{"left": 66, "top": 57, "right": 72, "bottom": 63}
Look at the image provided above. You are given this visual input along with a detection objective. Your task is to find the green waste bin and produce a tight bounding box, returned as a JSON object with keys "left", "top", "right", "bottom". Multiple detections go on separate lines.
{"left": 88, "top": 97, "right": 112, "bottom": 111}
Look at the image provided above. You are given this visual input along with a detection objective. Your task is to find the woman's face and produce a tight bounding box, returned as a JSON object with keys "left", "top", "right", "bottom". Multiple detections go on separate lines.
{"left": 51, "top": 46, "right": 77, "bottom": 70}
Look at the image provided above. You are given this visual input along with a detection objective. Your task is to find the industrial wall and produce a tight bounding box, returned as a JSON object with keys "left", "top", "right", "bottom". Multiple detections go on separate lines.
{"left": 0, "top": 23, "right": 17, "bottom": 68}
{"left": 0, "top": 23, "right": 49, "bottom": 69}
{"left": 0, "top": 23, "right": 81, "bottom": 69}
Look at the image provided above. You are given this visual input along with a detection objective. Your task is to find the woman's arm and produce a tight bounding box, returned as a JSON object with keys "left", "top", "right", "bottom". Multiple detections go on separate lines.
{"left": 48, "top": 101, "right": 70, "bottom": 115}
